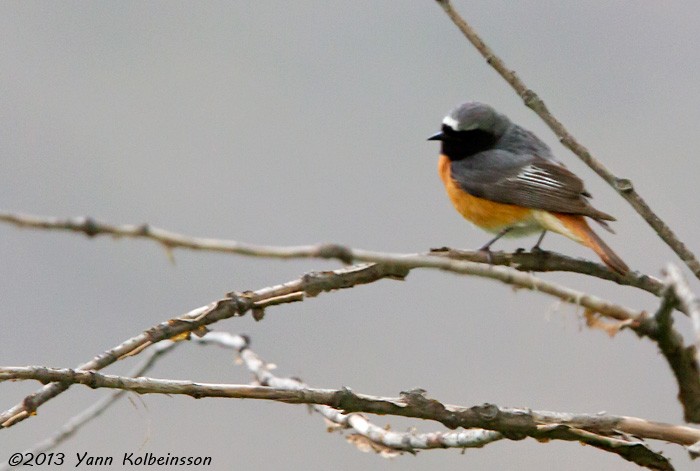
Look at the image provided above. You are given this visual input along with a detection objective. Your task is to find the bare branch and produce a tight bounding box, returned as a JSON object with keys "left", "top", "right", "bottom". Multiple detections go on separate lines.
{"left": 0, "top": 211, "right": 666, "bottom": 298}
{"left": 433, "top": 247, "right": 666, "bottom": 300}
{"left": 433, "top": 0, "right": 700, "bottom": 280}
{"left": 197, "top": 333, "right": 505, "bottom": 455}
{"left": 0, "top": 341, "right": 181, "bottom": 471}
{"left": 0, "top": 253, "right": 651, "bottom": 430}
{"left": 650, "top": 277, "right": 700, "bottom": 423}
{"left": 664, "top": 264, "right": 700, "bottom": 348}
{"left": 1, "top": 329, "right": 693, "bottom": 467}
{"left": 2, "top": 331, "right": 502, "bottom": 466}
{"left": 0, "top": 263, "right": 407, "bottom": 428}
{"left": 0, "top": 211, "right": 354, "bottom": 261}
{"left": 0, "top": 364, "right": 686, "bottom": 469}
{"left": 218, "top": 330, "right": 687, "bottom": 467}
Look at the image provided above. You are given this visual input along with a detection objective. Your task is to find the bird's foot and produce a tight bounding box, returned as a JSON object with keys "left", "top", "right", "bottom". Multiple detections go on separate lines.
{"left": 477, "top": 247, "right": 495, "bottom": 265}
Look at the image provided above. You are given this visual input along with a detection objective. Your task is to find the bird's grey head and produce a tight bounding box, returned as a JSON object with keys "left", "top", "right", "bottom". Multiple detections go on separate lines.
{"left": 442, "top": 102, "right": 511, "bottom": 138}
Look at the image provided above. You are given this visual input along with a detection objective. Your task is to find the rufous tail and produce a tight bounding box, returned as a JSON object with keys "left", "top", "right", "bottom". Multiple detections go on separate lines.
{"left": 554, "top": 214, "right": 629, "bottom": 275}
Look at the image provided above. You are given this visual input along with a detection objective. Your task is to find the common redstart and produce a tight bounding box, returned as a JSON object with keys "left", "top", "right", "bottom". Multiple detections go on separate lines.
{"left": 429, "top": 102, "right": 629, "bottom": 275}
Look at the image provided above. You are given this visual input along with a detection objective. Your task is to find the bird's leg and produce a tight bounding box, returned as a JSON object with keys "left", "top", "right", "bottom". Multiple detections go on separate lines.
{"left": 531, "top": 230, "right": 547, "bottom": 252}
{"left": 479, "top": 227, "right": 512, "bottom": 251}
{"left": 478, "top": 227, "right": 512, "bottom": 264}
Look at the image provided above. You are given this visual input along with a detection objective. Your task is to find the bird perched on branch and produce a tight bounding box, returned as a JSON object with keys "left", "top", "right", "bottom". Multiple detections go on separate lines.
{"left": 428, "top": 102, "right": 628, "bottom": 275}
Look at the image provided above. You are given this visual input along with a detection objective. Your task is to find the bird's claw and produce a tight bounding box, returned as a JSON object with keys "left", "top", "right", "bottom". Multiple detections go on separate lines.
{"left": 478, "top": 248, "right": 494, "bottom": 265}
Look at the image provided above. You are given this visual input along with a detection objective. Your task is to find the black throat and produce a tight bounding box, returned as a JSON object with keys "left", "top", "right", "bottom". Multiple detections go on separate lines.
{"left": 441, "top": 126, "right": 498, "bottom": 161}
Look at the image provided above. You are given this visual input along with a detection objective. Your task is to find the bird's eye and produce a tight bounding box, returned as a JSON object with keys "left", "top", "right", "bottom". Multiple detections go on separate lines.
{"left": 442, "top": 124, "right": 457, "bottom": 135}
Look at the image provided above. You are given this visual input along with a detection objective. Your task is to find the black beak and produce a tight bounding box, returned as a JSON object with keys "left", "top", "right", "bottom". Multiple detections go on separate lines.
{"left": 427, "top": 131, "right": 445, "bottom": 141}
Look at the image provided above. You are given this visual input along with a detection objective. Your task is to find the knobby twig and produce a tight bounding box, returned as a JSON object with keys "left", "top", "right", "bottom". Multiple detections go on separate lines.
{"left": 664, "top": 264, "right": 700, "bottom": 350}
{"left": 2, "top": 212, "right": 697, "bottom": 430}
{"left": 225, "top": 331, "right": 697, "bottom": 467}
{"left": 0, "top": 259, "right": 644, "bottom": 428}
{"left": 0, "top": 263, "right": 407, "bottom": 428}
{"left": 203, "top": 332, "right": 505, "bottom": 455}
{"left": 0, "top": 211, "right": 666, "bottom": 299}
{"left": 3, "top": 362, "right": 696, "bottom": 470}
{"left": 434, "top": 0, "right": 700, "bottom": 280}
{"left": 652, "top": 266, "right": 700, "bottom": 422}
{"left": 0, "top": 341, "right": 181, "bottom": 471}
{"left": 0, "top": 332, "right": 503, "bottom": 470}
{"left": 433, "top": 247, "right": 665, "bottom": 299}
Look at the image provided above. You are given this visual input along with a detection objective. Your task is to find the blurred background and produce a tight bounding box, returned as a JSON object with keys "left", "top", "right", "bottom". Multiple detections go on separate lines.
{"left": 2, "top": 1, "right": 700, "bottom": 469}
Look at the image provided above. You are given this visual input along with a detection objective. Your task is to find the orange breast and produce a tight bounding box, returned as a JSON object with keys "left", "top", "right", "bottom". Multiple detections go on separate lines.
{"left": 438, "top": 154, "right": 532, "bottom": 231}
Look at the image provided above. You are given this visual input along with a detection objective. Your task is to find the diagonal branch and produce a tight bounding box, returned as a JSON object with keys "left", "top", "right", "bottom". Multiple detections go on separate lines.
{"left": 0, "top": 259, "right": 644, "bottom": 429}
{"left": 434, "top": 0, "right": 700, "bottom": 280}
{"left": 0, "top": 341, "right": 181, "bottom": 471}
{"left": 0, "top": 263, "right": 406, "bottom": 428}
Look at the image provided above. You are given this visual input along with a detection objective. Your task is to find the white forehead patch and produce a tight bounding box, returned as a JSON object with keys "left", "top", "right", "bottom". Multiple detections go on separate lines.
{"left": 442, "top": 115, "right": 460, "bottom": 130}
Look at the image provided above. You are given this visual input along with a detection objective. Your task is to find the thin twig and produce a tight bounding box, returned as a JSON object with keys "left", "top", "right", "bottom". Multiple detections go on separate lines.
{"left": 199, "top": 332, "right": 505, "bottom": 455}
{"left": 433, "top": 248, "right": 665, "bottom": 300}
{"left": 1, "top": 331, "right": 502, "bottom": 465}
{"left": 0, "top": 365, "right": 686, "bottom": 469}
{"left": 0, "top": 263, "right": 406, "bottom": 428}
{"left": 651, "top": 269, "right": 700, "bottom": 422}
{"left": 0, "top": 341, "right": 181, "bottom": 471}
{"left": 0, "top": 211, "right": 666, "bottom": 299}
{"left": 0, "top": 261, "right": 643, "bottom": 429}
{"left": 219, "top": 331, "right": 695, "bottom": 464}
{"left": 664, "top": 263, "right": 700, "bottom": 349}
{"left": 434, "top": 0, "right": 700, "bottom": 280}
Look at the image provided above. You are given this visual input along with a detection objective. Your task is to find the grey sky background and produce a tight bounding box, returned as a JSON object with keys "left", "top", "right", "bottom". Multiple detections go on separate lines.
{"left": 2, "top": 2, "right": 700, "bottom": 469}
